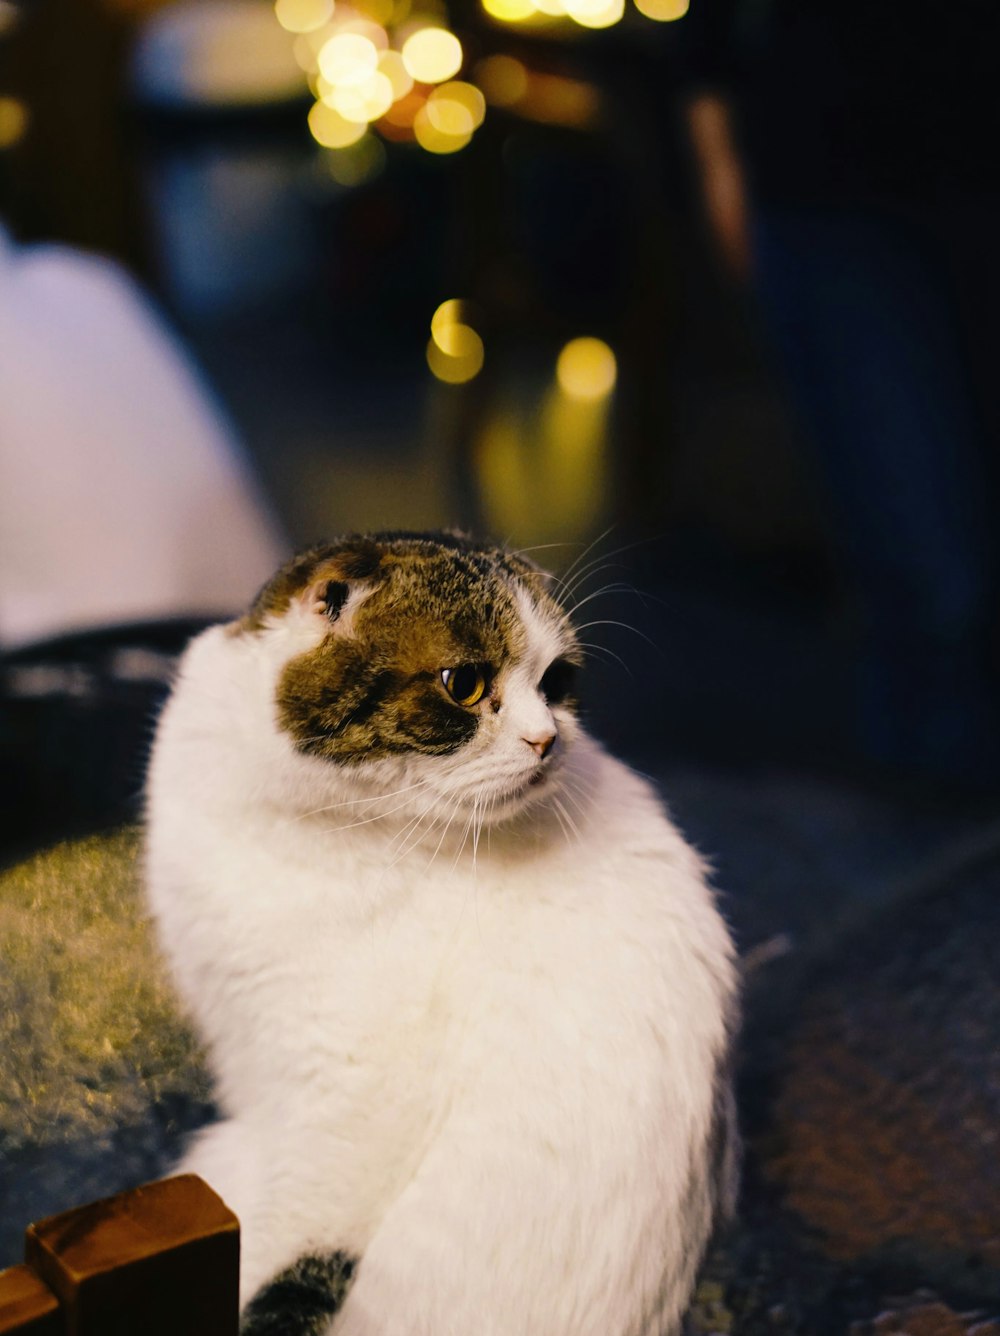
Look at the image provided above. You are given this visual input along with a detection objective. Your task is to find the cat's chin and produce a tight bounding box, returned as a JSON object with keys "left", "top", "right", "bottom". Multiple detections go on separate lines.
{"left": 465, "top": 761, "right": 564, "bottom": 825}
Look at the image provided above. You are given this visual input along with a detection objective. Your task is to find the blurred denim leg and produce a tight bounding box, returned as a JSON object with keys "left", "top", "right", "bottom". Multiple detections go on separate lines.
{"left": 753, "top": 207, "right": 998, "bottom": 781}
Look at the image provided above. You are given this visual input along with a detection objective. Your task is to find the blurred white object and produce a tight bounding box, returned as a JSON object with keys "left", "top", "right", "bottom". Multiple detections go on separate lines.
{"left": 0, "top": 225, "right": 288, "bottom": 648}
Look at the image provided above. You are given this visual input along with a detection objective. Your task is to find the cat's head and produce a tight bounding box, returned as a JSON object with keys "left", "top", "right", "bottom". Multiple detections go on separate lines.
{"left": 234, "top": 531, "right": 583, "bottom": 825}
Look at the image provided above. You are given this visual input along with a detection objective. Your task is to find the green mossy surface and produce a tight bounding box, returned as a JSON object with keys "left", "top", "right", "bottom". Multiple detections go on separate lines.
{"left": 0, "top": 829, "right": 209, "bottom": 1151}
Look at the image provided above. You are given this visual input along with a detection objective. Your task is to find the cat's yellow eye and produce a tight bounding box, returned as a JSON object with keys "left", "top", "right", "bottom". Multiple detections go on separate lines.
{"left": 441, "top": 665, "right": 488, "bottom": 707}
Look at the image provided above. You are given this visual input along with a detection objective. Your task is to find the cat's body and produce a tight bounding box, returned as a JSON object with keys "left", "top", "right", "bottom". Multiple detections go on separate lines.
{"left": 145, "top": 532, "right": 738, "bottom": 1336}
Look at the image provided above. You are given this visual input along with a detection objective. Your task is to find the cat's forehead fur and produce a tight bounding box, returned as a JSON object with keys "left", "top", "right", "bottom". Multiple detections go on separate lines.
{"left": 238, "top": 532, "right": 577, "bottom": 764}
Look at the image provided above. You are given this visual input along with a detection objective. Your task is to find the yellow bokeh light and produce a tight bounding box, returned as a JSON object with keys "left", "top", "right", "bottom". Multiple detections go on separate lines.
{"left": 426, "top": 81, "right": 485, "bottom": 135}
{"left": 329, "top": 69, "right": 394, "bottom": 121}
{"left": 377, "top": 49, "right": 413, "bottom": 100}
{"left": 473, "top": 55, "right": 528, "bottom": 107}
{"left": 0, "top": 96, "right": 28, "bottom": 150}
{"left": 633, "top": 0, "right": 688, "bottom": 17}
{"left": 428, "top": 300, "right": 484, "bottom": 382}
{"left": 413, "top": 104, "right": 470, "bottom": 152}
{"left": 293, "top": 27, "right": 336, "bottom": 71}
{"left": 308, "top": 98, "right": 368, "bottom": 146}
{"left": 431, "top": 298, "right": 466, "bottom": 341}
{"left": 401, "top": 27, "right": 462, "bottom": 84}
{"left": 564, "top": 0, "right": 624, "bottom": 27}
{"left": 355, "top": 0, "right": 395, "bottom": 24}
{"left": 318, "top": 31, "right": 379, "bottom": 85}
{"left": 275, "top": 0, "right": 334, "bottom": 33}
{"left": 427, "top": 330, "right": 484, "bottom": 384}
{"left": 336, "top": 17, "right": 389, "bottom": 48}
{"left": 556, "top": 338, "right": 617, "bottom": 401}
{"left": 481, "top": 0, "right": 537, "bottom": 21}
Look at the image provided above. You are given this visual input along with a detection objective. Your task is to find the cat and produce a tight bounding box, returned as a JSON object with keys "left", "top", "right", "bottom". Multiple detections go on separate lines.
{"left": 144, "top": 530, "right": 739, "bottom": 1336}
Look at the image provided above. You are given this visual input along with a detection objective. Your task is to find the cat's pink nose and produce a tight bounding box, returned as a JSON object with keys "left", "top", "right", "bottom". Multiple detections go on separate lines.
{"left": 525, "top": 732, "right": 557, "bottom": 760}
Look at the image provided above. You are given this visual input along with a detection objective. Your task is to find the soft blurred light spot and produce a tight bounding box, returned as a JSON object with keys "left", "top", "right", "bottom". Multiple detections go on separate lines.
{"left": 401, "top": 27, "right": 462, "bottom": 83}
{"left": 275, "top": 0, "right": 334, "bottom": 33}
{"left": 556, "top": 337, "right": 617, "bottom": 401}
{"left": 378, "top": 48, "right": 413, "bottom": 99}
{"left": 336, "top": 16, "right": 389, "bottom": 47}
{"left": 381, "top": 86, "right": 425, "bottom": 131}
{"left": 481, "top": 0, "right": 537, "bottom": 21}
{"left": 517, "top": 71, "right": 600, "bottom": 128}
{"left": 318, "top": 31, "right": 379, "bottom": 84}
{"left": 0, "top": 96, "right": 28, "bottom": 150}
{"left": 413, "top": 103, "right": 470, "bottom": 152}
{"left": 321, "top": 132, "right": 386, "bottom": 184}
{"left": 564, "top": 0, "right": 624, "bottom": 28}
{"left": 428, "top": 300, "right": 484, "bottom": 382}
{"left": 427, "top": 331, "right": 484, "bottom": 382}
{"left": 426, "top": 81, "right": 485, "bottom": 135}
{"left": 308, "top": 98, "right": 368, "bottom": 145}
{"left": 474, "top": 54, "right": 528, "bottom": 106}
{"left": 431, "top": 298, "right": 466, "bottom": 340}
{"left": 329, "top": 68, "right": 394, "bottom": 120}
{"left": 355, "top": 0, "right": 395, "bottom": 23}
{"left": 633, "top": 0, "right": 687, "bottom": 17}
{"left": 0, "top": 0, "right": 22, "bottom": 35}
{"left": 293, "top": 27, "right": 335, "bottom": 70}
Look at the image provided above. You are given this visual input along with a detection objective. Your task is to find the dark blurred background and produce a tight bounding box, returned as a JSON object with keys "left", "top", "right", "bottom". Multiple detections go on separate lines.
{"left": 1, "top": 0, "right": 999, "bottom": 867}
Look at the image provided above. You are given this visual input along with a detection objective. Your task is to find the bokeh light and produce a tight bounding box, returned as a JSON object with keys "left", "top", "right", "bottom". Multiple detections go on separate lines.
{"left": 308, "top": 98, "right": 368, "bottom": 145}
{"left": 426, "top": 81, "right": 485, "bottom": 135}
{"left": 633, "top": 0, "right": 688, "bottom": 17}
{"left": 377, "top": 49, "right": 414, "bottom": 100}
{"left": 0, "top": 97, "right": 28, "bottom": 150}
{"left": 473, "top": 55, "right": 528, "bottom": 107}
{"left": 481, "top": 0, "right": 537, "bottom": 21}
{"left": 564, "top": 0, "right": 624, "bottom": 27}
{"left": 428, "top": 300, "right": 484, "bottom": 383}
{"left": 275, "top": 0, "right": 335, "bottom": 33}
{"left": 556, "top": 338, "right": 617, "bottom": 401}
{"left": 318, "top": 31, "right": 380, "bottom": 84}
{"left": 328, "top": 69, "right": 395, "bottom": 121}
{"left": 414, "top": 104, "right": 471, "bottom": 153}
{"left": 401, "top": 27, "right": 463, "bottom": 83}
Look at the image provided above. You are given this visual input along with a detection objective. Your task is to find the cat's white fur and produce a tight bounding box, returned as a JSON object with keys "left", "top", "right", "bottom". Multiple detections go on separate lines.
{"left": 146, "top": 576, "right": 738, "bottom": 1336}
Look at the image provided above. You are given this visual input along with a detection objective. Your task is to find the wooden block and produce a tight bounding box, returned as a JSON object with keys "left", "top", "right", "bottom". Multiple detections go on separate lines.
{"left": 24, "top": 1174, "right": 239, "bottom": 1336}
{"left": 0, "top": 1263, "right": 62, "bottom": 1336}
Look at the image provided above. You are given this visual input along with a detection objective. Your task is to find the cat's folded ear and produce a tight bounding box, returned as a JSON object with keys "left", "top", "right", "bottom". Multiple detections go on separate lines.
{"left": 238, "top": 538, "right": 384, "bottom": 634}
{"left": 300, "top": 565, "right": 376, "bottom": 633}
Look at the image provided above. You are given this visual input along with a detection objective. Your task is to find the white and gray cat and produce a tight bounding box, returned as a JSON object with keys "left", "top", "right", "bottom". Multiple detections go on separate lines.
{"left": 145, "top": 531, "right": 739, "bottom": 1336}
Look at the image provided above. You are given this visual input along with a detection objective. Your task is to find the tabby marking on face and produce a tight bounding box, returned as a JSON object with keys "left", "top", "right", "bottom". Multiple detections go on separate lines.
{"left": 242, "top": 531, "right": 580, "bottom": 765}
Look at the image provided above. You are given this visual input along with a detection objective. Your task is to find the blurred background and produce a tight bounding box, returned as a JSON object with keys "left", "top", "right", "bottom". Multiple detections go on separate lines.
{"left": 1, "top": 0, "right": 999, "bottom": 876}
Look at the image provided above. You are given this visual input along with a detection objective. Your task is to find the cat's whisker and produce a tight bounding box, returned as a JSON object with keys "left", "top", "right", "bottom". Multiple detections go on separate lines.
{"left": 422, "top": 793, "right": 464, "bottom": 873}
{"left": 576, "top": 640, "right": 633, "bottom": 675}
{"left": 571, "top": 618, "right": 657, "bottom": 649}
{"left": 551, "top": 794, "right": 582, "bottom": 845}
{"left": 550, "top": 526, "right": 616, "bottom": 598}
{"left": 556, "top": 532, "right": 662, "bottom": 607}
{"left": 385, "top": 807, "right": 439, "bottom": 870}
{"left": 567, "top": 582, "right": 638, "bottom": 617}
{"left": 303, "top": 793, "right": 427, "bottom": 834}
{"left": 294, "top": 779, "right": 432, "bottom": 822}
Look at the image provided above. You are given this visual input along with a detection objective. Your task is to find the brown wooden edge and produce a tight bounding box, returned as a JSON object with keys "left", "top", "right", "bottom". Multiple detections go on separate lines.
{"left": 0, "top": 1175, "right": 239, "bottom": 1336}
{"left": 0, "top": 1263, "right": 61, "bottom": 1336}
